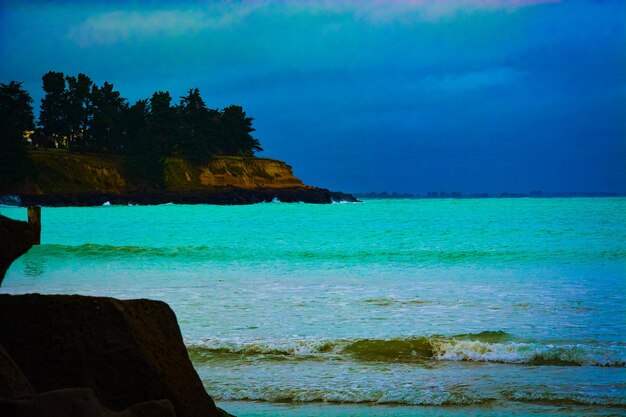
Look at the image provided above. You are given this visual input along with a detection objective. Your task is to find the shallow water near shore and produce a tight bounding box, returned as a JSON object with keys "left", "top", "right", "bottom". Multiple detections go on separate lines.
{"left": 2, "top": 198, "right": 625, "bottom": 416}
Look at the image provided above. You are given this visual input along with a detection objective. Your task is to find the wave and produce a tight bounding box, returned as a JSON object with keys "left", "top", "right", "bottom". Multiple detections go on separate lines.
{"left": 363, "top": 298, "right": 431, "bottom": 306}
{"left": 504, "top": 390, "right": 626, "bottom": 408}
{"left": 207, "top": 385, "right": 626, "bottom": 407}
{"left": 188, "top": 332, "right": 626, "bottom": 367}
{"left": 24, "top": 243, "right": 626, "bottom": 264}
{"left": 207, "top": 385, "right": 494, "bottom": 406}
{"left": 28, "top": 244, "right": 212, "bottom": 260}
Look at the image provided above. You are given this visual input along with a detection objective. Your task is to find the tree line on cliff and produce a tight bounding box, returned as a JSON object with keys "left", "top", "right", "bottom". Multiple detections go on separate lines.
{"left": 0, "top": 72, "right": 263, "bottom": 188}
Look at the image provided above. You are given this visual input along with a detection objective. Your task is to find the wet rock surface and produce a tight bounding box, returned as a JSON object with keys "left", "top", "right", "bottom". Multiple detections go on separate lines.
{"left": 0, "top": 294, "right": 227, "bottom": 417}
{"left": 0, "top": 215, "right": 37, "bottom": 283}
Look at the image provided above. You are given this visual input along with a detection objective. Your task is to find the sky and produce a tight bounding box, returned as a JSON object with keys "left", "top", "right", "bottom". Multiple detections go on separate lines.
{"left": 1, "top": 0, "right": 625, "bottom": 194}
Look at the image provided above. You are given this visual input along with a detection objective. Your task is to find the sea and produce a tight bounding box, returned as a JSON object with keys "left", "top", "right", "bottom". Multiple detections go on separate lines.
{"left": 1, "top": 198, "right": 625, "bottom": 417}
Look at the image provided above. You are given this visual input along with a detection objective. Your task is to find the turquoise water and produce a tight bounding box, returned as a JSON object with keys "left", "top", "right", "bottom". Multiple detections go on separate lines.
{"left": 1, "top": 198, "right": 625, "bottom": 416}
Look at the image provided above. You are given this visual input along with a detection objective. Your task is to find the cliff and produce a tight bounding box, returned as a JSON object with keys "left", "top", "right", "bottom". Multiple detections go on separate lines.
{"left": 165, "top": 156, "right": 303, "bottom": 190}
{"left": 13, "top": 151, "right": 303, "bottom": 194}
{"left": 3, "top": 151, "right": 357, "bottom": 205}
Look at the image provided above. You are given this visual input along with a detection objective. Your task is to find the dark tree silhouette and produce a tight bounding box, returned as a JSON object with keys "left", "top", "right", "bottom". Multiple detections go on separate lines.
{"left": 123, "top": 99, "right": 164, "bottom": 186}
{"left": 220, "top": 105, "right": 262, "bottom": 156}
{"left": 65, "top": 73, "right": 94, "bottom": 151}
{"left": 0, "top": 81, "right": 34, "bottom": 187}
{"left": 149, "top": 91, "right": 178, "bottom": 156}
{"left": 39, "top": 71, "right": 68, "bottom": 143}
{"left": 90, "top": 82, "right": 127, "bottom": 153}
{"left": 177, "top": 88, "right": 218, "bottom": 163}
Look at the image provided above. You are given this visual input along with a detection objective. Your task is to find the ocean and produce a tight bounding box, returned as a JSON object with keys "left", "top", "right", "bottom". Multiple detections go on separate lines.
{"left": 1, "top": 198, "right": 625, "bottom": 416}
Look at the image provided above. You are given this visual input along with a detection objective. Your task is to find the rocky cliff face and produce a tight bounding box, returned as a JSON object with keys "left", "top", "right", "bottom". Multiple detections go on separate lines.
{"left": 166, "top": 157, "right": 303, "bottom": 190}
{"left": 3, "top": 151, "right": 358, "bottom": 206}
{"left": 22, "top": 152, "right": 128, "bottom": 195}
{"left": 11, "top": 151, "right": 304, "bottom": 195}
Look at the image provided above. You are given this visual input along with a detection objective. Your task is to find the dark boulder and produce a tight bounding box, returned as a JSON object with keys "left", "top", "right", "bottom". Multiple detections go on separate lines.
{"left": 1, "top": 387, "right": 176, "bottom": 417}
{"left": 0, "top": 294, "right": 223, "bottom": 417}
{"left": 0, "top": 345, "right": 35, "bottom": 400}
{"left": 0, "top": 215, "right": 37, "bottom": 283}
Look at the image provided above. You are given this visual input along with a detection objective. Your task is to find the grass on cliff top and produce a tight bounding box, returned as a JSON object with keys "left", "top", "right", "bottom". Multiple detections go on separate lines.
{"left": 28, "top": 150, "right": 125, "bottom": 194}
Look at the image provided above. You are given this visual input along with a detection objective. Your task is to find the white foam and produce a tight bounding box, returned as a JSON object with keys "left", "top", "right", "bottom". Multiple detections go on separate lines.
{"left": 189, "top": 336, "right": 626, "bottom": 367}
{"left": 432, "top": 339, "right": 626, "bottom": 366}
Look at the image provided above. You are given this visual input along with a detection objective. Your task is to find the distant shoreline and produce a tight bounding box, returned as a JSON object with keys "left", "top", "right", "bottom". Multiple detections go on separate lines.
{"left": 0, "top": 188, "right": 358, "bottom": 207}
{"left": 354, "top": 191, "right": 625, "bottom": 199}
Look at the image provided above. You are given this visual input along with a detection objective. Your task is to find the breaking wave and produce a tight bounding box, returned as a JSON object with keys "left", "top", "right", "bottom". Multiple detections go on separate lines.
{"left": 25, "top": 243, "right": 626, "bottom": 264}
{"left": 188, "top": 331, "right": 626, "bottom": 367}
{"left": 207, "top": 385, "right": 495, "bottom": 406}
{"left": 206, "top": 384, "right": 626, "bottom": 407}
{"left": 504, "top": 390, "right": 626, "bottom": 408}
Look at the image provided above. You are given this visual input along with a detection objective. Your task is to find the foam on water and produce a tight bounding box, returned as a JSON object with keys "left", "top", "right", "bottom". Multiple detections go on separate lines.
{"left": 187, "top": 332, "right": 626, "bottom": 367}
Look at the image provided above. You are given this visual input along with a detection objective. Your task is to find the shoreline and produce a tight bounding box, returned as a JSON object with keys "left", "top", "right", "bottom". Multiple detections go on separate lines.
{"left": 2, "top": 187, "right": 359, "bottom": 207}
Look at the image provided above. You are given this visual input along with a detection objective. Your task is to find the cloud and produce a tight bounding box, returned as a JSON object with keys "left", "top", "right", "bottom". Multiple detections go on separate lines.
{"left": 299, "top": 0, "right": 561, "bottom": 22}
{"left": 68, "top": 4, "right": 261, "bottom": 46}
{"left": 68, "top": 0, "right": 560, "bottom": 46}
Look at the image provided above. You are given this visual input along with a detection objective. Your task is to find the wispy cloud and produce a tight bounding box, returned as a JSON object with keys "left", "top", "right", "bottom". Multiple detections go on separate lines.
{"left": 297, "top": 0, "right": 560, "bottom": 22}
{"left": 68, "top": 4, "right": 261, "bottom": 46}
{"left": 68, "top": 0, "right": 560, "bottom": 46}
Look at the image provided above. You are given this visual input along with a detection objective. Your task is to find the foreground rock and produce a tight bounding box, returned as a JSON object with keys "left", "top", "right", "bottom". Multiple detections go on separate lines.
{"left": 2, "top": 387, "right": 175, "bottom": 417}
{"left": 0, "top": 294, "right": 229, "bottom": 417}
{"left": 0, "top": 215, "right": 38, "bottom": 283}
{"left": 1, "top": 340, "right": 176, "bottom": 416}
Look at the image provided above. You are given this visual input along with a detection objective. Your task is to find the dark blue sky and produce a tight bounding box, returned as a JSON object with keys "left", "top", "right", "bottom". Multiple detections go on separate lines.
{"left": 1, "top": 0, "right": 625, "bottom": 193}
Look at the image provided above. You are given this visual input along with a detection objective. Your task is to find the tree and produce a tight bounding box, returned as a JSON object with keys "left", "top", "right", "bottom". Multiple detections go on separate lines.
{"left": 220, "top": 105, "right": 262, "bottom": 156}
{"left": 123, "top": 99, "right": 165, "bottom": 187}
{"left": 149, "top": 91, "right": 178, "bottom": 156}
{"left": 0, "top": 81, "right": 34, "bottom": 188}
{"left": 177, "top": 88, "right": 217, "bottom": 162}
{"left": 65, "top": 73, "right": 94, "bottom": 151}
{"left": 90, "top": 82, "right": 127, "bottom": 153}
{"left": 39, "top": 71, "right": 68, "bottom": 144}
{"left": 20, "top": 72, "right": 266, "bottom": 162}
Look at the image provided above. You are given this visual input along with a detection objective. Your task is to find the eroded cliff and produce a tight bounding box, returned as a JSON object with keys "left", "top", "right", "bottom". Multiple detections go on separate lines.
{"left": 12, "top": 151, "right": 304, "bottom": 195}
{"left": 165, "top": 156, "right": 303, "bottom": 191}
{"left": 3, "top": 151, "right": 357, "bottom": 205}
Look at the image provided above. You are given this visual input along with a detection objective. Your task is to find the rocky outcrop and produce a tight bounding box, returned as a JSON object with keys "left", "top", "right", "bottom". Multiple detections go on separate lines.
{"left": 1, "top": 386, "right": 176, "bottom": 417}
{"left": 16, "top": 186, "right": 358, "bottom": 206}
{"left": 166, "top": 157, "right": 303, "bottom": 190}
{"left": 0, "top": 215, "right": 38, "bottom": 283}
{"left": 20, "top": 151, "right": 128, "bottom": 195}
{"left": 0, "top": 345, "right": 35, "bottom": 400}
{"left": 4, "top": 151, "right": 357, "bottom": 206}
{"left": 0, "top": 294, "right": 227, "bottom": 417}
{"left": 1, "top": 330, "right": 176, "bottom": 417}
